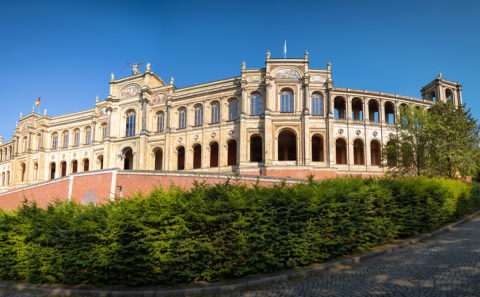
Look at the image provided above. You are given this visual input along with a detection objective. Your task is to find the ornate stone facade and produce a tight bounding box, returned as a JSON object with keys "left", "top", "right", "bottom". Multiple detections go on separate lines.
{"left": 0, "top": 52, "right": 463, "bottom": 190}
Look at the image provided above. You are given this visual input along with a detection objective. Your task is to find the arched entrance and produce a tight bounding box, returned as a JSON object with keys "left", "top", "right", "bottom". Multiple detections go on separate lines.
{"left": 311, "top": 134, "right": 324, "bottom": 162}
{"left": 83, "top": 159, "right": 90, "bottom": 172}
{"left": 278, "top": 130, "right": 297, "bottom": 161}
{"left": 336, "top": 138, "right": 347, "bottom": 164}
{"left": 50, "top": 163, "right": 56, "bottom": 180}
{"left": 177, "top": 146, "right": 185, "bottom": 170}
{"left": 61, "top": 161, "right": 67, "bottom": 177}
{"left": 193, "top": 144, "right": 202, "bottom": 169}
{"left": 210, "top": 142, "right": 219, "bottom": 167}
{"left": 154, "top": 148, "right": 163, "bottom": 170}
{"left": 123, "top": 148, "right": 133, "bottom": 170}
{"left": 227, "top": 139, "right": 237, "bottom": 166}
{"left": 370, "top": 140, "right": 381, "bottom": 166}
{"left": 72, "top": 160, "right": 78, "bottom": 173}
{"left": 353, "top": 139, "right": 365, "bottom": 165}
{"left": 250, "top": 135, "right": 262, "bottom": 162}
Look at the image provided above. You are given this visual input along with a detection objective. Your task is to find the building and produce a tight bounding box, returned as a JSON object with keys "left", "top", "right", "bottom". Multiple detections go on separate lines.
{"left": 0, "top": 51, "right": 463, "bottom": 191}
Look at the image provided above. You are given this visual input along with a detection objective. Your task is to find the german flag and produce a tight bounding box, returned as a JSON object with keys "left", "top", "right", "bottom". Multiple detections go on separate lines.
{"left": 35, "top": 97, "right": 41, "bottom": 106}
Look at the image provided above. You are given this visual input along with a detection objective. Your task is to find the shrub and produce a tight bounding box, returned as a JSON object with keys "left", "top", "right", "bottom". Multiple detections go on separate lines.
{"left": 0, "top": 177, "right": 478, "bottom": 286}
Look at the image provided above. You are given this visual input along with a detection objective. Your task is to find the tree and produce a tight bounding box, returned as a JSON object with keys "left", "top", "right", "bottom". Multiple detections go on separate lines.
{"left": 384, "top": 101, "right": 480, "bottom": 179}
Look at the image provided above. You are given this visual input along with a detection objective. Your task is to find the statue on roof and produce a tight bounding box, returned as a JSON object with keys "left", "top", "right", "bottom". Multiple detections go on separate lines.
{"left": 126, "top": 62, "right": 143, "bottom": 75}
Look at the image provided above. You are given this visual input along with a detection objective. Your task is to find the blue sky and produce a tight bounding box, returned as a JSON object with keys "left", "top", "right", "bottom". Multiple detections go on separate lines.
{"left": 0, "top": 0, "right": 479, "bottom": 141}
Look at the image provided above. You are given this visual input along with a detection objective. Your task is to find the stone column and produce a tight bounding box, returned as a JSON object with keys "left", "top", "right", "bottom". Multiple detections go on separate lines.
{"left": 106, "top": 107, "right": 112, "bottom": 140}
{"left": 166, "top": 105, "right": 171, "bottom": 132}
{"left": 91, "top": 121, "right": 97, "bottom": 144}
{"left": 140, "top": 98, "right": 149, "bottom": 135}
{"left": 364, "top": 97, "right": 369, "bottom": 122}
{"left": 239, "top": 86, "right": 248, "bottom": 166}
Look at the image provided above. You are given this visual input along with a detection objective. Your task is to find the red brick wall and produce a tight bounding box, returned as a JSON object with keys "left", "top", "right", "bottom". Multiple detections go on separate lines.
{"left": 0, "top": 179, "right": 70, "bottom": 210}
{"left": 70, "top": 173, "right": 113, "bottom": 205}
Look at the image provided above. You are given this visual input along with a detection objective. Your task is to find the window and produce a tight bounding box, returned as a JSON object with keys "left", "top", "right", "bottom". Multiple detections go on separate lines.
{"left": 85, "top": 127, "right": 91, "bottom": 144}
{"left": 101, "top": 124, "right": 107, "bottom": 140}
{"left": 228, "top": 99, "right": 238, "bottom": 121}
{"left": 250, "top": 135, "right": 263, "bottom": 162}
{"left": 211, "top": 102, "right": 220, "bottom": 123}
{"left": 125, "top": 110, "right": 136, "bottom": 137}
{"left": 63, "top": 132, "right": 69, "bottom": 148}
{"left": 74, "top": 130, "right": 80, "bottom": 146}
{"left": 311, "top": 93, "right": 323, "bottom": 115}
{"left": 194, "top": 105, "right": 203, "bottom": 126}
{"left": 178, "top": 107, "right": 187, "bottom": 129}
{"left": 280, "top": 90, "right": 294, "bottom": 112}
{"left": 251, "top": 93, "right": 262, "bottom": 115}
{"left": 52, "top": 134, "right": 58, "bottom": 149}
{"left": 334, "top": 97, "right": 346, "bottom": 119}
{"left": 157, "top": 112, "right": 164, "bottom": 132}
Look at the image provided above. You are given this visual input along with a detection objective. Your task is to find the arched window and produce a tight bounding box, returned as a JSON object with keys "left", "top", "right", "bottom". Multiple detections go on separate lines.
{"left": 228, "top": 99, "right": 238, "bottom": 121}
{"left": 353, "top": 139, "right": 365, "bottom": 165}
{"left": 280, "top": 89, "right": 294, "bottom": 112}
{"left": 85, "top": 127, "right": 92, "bottom": 144}
{"left": 22, "top": 137, "right": 27, "bottom": 153}
{"left": 251, "top": 93, "right": 262, "bottom": 115}
{"left": 20, "top": 162, "right": 26, "bottom": 182}
{"left": 177, "top": 146, "right": 185, "bottom": 170}
{"left": 62, "top": 131, "right": 69, "bottom": 148}
{"left": 74, "top": 129, "right": 80, "bottom": 146}
{"left": 385, "top": 102, "right": 395, "bottom": 124}
{"left": 6, "top": 171, "right": 10, "bottom": 185}
{"left": 97, "top": 155, "right": 104, "bottom": 170}
{"left": 50, "top": 163, "right": 56, "bottom": 180}
{"left": 211, "top": 101, "right": 220, "bottom": 123}
{"left": 446, "top": 89, "right": 454, "bottom": 102}
{"left": 336, "top": 138, "right": 347, "bottom": 164}
{"left": 123, "top": 148, "right": 133, "bottom": 170}
{"left": 193, "top": 144, "right": 202, "bottom": 169}
{"left": 368, "top": 100, "right": 379, "bottom": 122}
{"left": 370, "top": 140, "right": 381, "bottom": 166}
{"left": 250, "top": 135, "right": 263, "bottom": 162}
{"left": 278, "top": 130, "right": 297, "bottom": 161}
{"left": 311, "top": 134, "right": 324, "bottom": 162}
{"left": 157, "top": 111, "right": 164, "bottom": 132}
{"left": 125, "top": 110, "right": 136, "bottom": 137}
{"left": 178, "top": 107, "right": 187, "bottom": 129}
{"left": 72, "top": 160, "right": 78, "bottom": 173}
{"left": 311, "top": 93, "right": 323, "bottom": 115}
{"left": 210, "top": 142, "right": 218, "bottom": 167}
{"left": 334, "top": 97, "right": 346, "bottom": 119}
{"left": 227, "top": 139, "right": 237, "bottom": 166}
{"left": 33, "top": 163, "right": 38, "bottom": 180}
{"left": 352, "top": 98, "right": 363, "bottom": 121}
{"left": 430, "top": 90, "right": 436, "bottom": 102}
{"left": 52, "top": 133, "right": 58, "bottom": 149}
{"left": 194, "top": 104, "right": 203, "bottom": 126}
{"left": 83, "top": 159, "right": 89, "bottom": 172}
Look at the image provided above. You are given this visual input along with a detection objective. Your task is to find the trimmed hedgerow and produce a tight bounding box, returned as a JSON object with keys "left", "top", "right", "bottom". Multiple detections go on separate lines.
{"left": 0, "top": 177, "right": 478, "bottom": 286}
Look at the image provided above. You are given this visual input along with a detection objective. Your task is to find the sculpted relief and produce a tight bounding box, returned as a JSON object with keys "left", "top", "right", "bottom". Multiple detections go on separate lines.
{"left": 153, "top": 93, "right": 168, "bottom": 104}
{"left": 272, "top": 68, "right": 301, "bottom": 79}
{"left": 119, "top": 85, "right": 140, "bottom": 99}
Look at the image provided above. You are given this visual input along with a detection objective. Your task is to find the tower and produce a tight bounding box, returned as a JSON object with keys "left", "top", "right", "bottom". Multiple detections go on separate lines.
{"left": 420, "top": 73, "right": 462, "bottom": 106}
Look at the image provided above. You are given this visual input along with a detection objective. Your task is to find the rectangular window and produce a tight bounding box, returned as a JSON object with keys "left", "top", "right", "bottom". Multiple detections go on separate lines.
{"left": 102, "top": 126, "right": 107, "bottom": 140}
{"left": 157, "top": 114, "right": 164, "bottom": 132}
{"left": 228, "top": 101, "right": 238, "bottom": 121}
{"left": 311, "top": 95, "right": 324, "bottom": 116}
{"left": 74, "top": 131, "right": 80, "bottom": 146}
{"left": 179, "top": 110, "right": 186, "bottom": 129}
{"left": 251, "top": 94, "right": 262, "bottom": 115}
{"left": 211, "top": 104, "right": 220, "bottom": 123}
{"left": 52, "top": 135, "right": 58, "bottom": 149}
{"left": 85, "top": 129, "right": 91, "bottom": 144}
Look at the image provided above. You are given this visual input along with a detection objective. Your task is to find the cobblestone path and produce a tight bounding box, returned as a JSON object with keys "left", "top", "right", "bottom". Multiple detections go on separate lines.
{"left": 218, "top": 216, "right": 480, "bottom": 297}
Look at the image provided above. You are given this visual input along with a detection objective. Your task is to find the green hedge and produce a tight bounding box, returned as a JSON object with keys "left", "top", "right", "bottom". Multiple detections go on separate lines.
{"left": 0, "top": 177, "right": 478, "bottom": 286}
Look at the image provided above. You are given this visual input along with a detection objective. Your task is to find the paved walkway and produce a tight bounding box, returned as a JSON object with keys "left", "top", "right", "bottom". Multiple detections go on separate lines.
{"left": 218, "top": 216, "right": 480, "bottom": 297}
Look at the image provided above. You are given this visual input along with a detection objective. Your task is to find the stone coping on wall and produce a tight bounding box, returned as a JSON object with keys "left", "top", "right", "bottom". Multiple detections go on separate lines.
{"left": 0, "top": 169, "right": 308, "bottom": 199}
